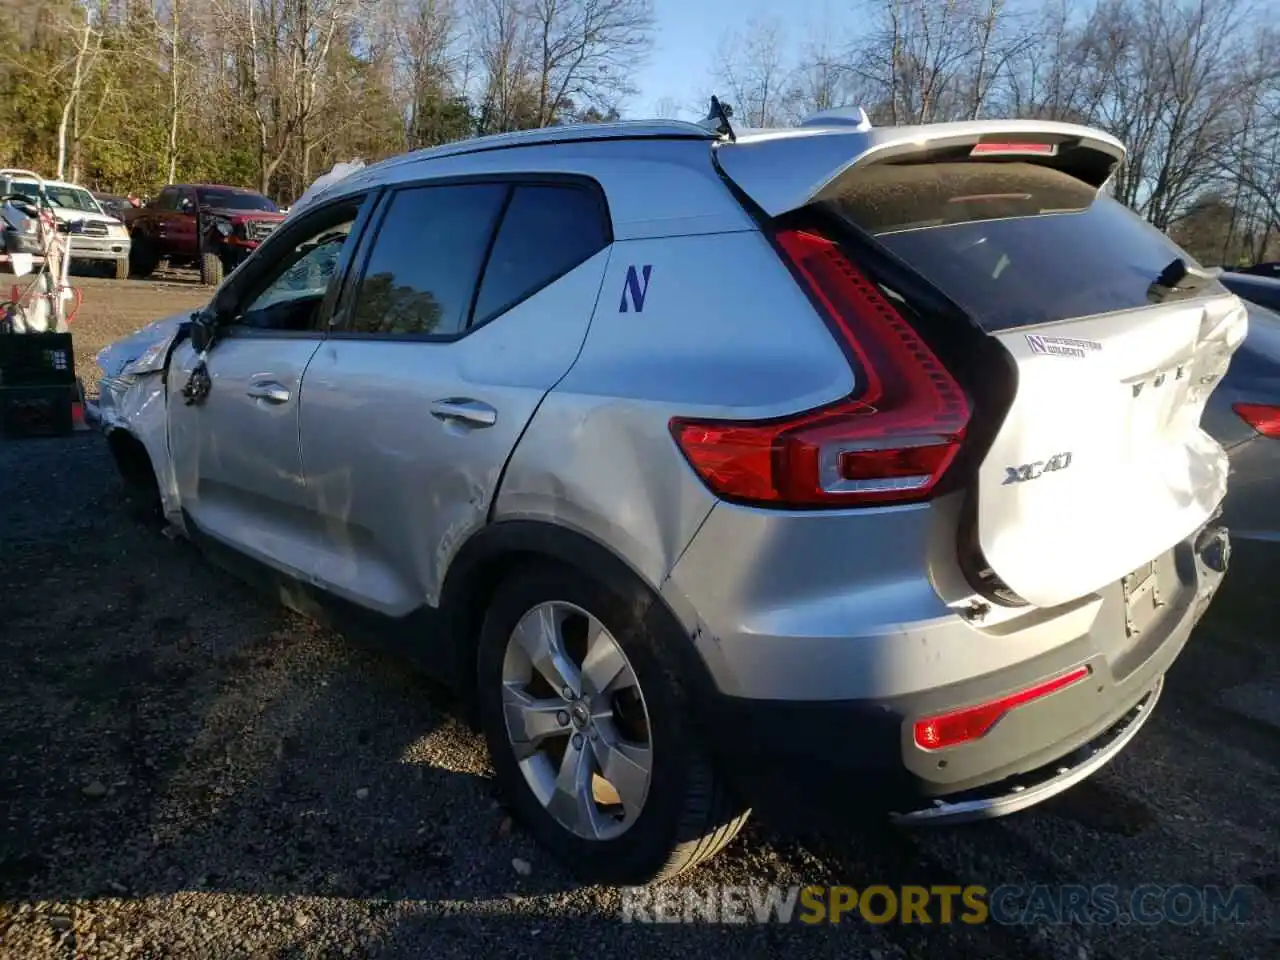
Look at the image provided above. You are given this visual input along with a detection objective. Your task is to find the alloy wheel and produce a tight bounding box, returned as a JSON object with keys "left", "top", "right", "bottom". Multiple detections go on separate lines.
{"left": 500, "top": 601, "right": 653, "bottom": 841}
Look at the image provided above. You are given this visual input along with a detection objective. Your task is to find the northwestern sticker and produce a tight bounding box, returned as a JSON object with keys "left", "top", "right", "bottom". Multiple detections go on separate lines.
{"left": 1026, "top": 334, "right": 1102, "bottom": 359}
{"left": 619, "top": 264, "right": 653, "bottom": 313}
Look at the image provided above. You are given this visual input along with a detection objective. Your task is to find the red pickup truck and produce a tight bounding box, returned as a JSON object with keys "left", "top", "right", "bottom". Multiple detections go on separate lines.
{"left": 128, "top": 184, "right": 286, "bottom": 286}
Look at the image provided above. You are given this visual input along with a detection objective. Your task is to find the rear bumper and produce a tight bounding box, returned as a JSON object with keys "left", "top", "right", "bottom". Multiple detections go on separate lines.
{"left": 699, "top": 523, "right": 1228, "bottom": 822}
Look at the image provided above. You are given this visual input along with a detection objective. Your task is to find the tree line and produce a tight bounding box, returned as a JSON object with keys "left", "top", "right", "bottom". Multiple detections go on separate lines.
{"left": 2, "top": 0, "right": 1278, "bottom": 265}
{"left": 0, "top": 0, "right": 649, "bottom": 200}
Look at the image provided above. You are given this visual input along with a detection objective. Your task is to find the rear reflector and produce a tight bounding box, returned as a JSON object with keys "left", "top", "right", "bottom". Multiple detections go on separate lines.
{"left": 1233, "top": 402, "right": 1280, "bottom": 438}
{"left": 969, "top": 142, "right": 1059, "bottom": 157}
{"left": 669, "top": 229, "right": 970, "bottom": 507}
{"left": 914, "top": 665, "right": 1091, "bottom": 750}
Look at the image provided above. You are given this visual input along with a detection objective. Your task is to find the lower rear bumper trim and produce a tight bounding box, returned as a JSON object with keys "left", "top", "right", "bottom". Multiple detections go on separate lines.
{"left": 889, "top": 677, "right": 1162, "bottom": 825}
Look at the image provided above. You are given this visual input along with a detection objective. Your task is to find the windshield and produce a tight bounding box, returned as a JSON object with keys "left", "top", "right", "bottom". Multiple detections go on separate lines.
{"left": 8, "top": 181, "right": 102, "bottom": 214}
{"left": 197, "top": 189, "right": 278, "bottom": 212}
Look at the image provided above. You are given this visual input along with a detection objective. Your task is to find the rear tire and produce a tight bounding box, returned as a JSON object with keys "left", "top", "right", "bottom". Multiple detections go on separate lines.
{"left": 199, "top": 252, "right": 224, "bottom": 287}
{"left": 476, "top": 564, "right": 749, "bottom": 884}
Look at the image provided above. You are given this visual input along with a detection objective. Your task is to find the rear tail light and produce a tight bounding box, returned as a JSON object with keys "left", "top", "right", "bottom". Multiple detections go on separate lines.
{"left": 1233, "top": 402, "right": 1280, "bottom": 438}
{"left": 914, "top": 665, "right": 1091, "bottom": 750}
{"left": 669, "top": 229, "right": 970, "bottom": 507}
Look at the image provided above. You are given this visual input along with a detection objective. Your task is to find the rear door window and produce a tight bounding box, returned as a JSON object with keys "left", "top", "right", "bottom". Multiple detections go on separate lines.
{"left": 471, "top": 184, "right": 609, "bottom": 326}
{"left": 831, "top": 162, "right": 1224, "bottom": 331}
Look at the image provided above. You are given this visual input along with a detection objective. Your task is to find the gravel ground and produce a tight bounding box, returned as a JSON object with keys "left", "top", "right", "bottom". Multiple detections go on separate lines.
{"left": 0, "top": 278, "right": 1277, "bottom": 958}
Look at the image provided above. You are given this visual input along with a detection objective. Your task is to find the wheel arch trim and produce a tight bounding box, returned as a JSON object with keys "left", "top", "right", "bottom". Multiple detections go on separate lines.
{"left": 440, "top": 519, "right": 715, "bottom": 714}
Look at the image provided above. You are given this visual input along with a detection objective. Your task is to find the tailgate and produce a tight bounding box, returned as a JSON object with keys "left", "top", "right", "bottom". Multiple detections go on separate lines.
{"left": 978, "top": 298, "right": 1243, "bottom": 606}
{"left": 716, "top": 126, "right": 1248, "bottom": 608}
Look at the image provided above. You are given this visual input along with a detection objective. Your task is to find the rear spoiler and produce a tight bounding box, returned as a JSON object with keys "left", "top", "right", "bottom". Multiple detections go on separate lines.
{"left": 713, "top": 120, "right": 1126, "bottom": 218}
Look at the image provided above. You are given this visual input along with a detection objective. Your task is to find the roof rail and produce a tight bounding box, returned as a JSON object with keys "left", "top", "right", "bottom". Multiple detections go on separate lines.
{"left": 800, "top": 107, "right": 872, "bottom": 131}
{"left": 376, "top": 119, "right": 717, "bottom": 172}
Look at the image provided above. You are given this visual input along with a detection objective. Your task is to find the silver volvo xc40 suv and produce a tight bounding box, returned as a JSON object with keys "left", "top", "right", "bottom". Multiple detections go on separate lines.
{"left": 97, "top": 114, "right": 1245, "bottom": 883}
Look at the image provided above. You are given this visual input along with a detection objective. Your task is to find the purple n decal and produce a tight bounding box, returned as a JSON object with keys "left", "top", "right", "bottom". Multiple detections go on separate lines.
{"left": 619, "top": 264, "right": 653, "bottom": 313}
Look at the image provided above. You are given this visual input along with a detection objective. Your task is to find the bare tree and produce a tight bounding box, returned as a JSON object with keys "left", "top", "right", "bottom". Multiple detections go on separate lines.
{"left": 398, "top": 0, "right": 463, "bottom": 147}
{"left": 715, "top": 17, "right": 789, "bottom": 128}
{"left": 213, "top": 0, "right": 366, "bottom": 193}
{"left": 653, "top": 95, "right": 681, "bottom": 118}
{"left": 471, "top": 0, "right": 536, "bottom": 132}
{"left": 163, "top": 0, "right": 183, "bottom": 183}
{"left": 528, "top": 0, "right": 653, "bottom": 126}
{"left": 55, "top": 4, "right": 104, "bottom": 179}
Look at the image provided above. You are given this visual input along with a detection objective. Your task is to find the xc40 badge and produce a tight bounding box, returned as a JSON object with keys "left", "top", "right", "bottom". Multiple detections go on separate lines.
{"left": 1004, "top": 452, "right": 1073, "bottom": 484}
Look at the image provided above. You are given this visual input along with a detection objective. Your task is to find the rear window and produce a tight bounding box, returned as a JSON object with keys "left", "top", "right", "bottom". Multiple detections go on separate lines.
{"left": 831, "top": 162, "right": 1220, "bottom": 331}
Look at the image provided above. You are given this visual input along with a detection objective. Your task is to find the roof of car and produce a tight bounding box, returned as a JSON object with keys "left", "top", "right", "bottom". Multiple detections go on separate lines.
{"left": 181, "top": 184, "right": 266, "bottom": 193}
{"left": 4, "top": 176, "right": 89, "bottom": 191}
{"left": 358, "top": 120, "right": 716, "bottom": 176}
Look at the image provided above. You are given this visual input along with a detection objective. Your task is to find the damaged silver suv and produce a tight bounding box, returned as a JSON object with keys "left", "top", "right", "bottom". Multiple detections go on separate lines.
{"left": 92, "top": 113, "right": 1244, "bottom": 884}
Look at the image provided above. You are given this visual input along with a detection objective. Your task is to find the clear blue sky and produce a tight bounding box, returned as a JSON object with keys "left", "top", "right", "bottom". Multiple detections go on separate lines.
{"left": 631, "top": 0, "right": 840, "bottom": 119}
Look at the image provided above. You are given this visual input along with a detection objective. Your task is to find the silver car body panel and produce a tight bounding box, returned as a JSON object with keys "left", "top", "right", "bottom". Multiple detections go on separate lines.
{"left": 494, "top": 229, "right": 853, "bottom": 591}
{"left": 296, "top": 248, "right": 612, "bottom": 616}
{"left": 165, "top": 336, "right": 324, "bottom": 569}
{"left": 92, "top": 311, "right": 193, "bottom": 523}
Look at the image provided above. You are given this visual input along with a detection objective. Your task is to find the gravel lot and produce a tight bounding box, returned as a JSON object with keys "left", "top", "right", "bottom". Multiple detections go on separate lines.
{"left": 1, "top": 277, "right": 1277, "bottom": 958}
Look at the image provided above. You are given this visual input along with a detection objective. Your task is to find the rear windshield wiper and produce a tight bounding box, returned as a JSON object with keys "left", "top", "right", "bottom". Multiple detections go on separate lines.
{"left": 1147, "top": 257, "right": 1223, "bottom": 303}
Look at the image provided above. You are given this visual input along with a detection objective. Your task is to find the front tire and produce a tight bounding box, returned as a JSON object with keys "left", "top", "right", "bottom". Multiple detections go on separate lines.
{"left": 129, "top": 237, "right": 158, "bottom": 278}
{"left": 199, "top": 251, "right": 224, "bottom": 287}
{"left": 476, "top": 564, "right": 749, "bottom": 884}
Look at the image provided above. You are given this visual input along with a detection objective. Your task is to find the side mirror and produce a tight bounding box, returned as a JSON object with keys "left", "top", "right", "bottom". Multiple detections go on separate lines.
{"left": 190, "top": 314, "right": 216, "bottom": 353}
{"left": 179, "top": 197, "right": 194, "bottom": 213}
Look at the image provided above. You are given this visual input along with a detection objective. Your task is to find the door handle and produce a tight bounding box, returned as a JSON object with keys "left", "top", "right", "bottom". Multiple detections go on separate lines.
{"left": 247, "top": 380, "right": 291, "bottom": 404}
{"left": 430, "top": 397, "right": 497, "bottom": 427}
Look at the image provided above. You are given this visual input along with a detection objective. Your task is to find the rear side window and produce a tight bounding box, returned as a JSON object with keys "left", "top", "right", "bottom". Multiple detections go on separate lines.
{"left": 472, "top": 184, "right": 608, "bottom": 324}
{"left": 349, "top": 183, "right": 507, "bottom": 337}
{"left": 831, "top": 162, "right": 1219, "bottom": 331}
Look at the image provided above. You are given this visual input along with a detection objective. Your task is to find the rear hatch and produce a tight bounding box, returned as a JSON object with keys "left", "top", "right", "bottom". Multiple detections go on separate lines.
{"left": 717, "top": 123, "right": 1247, "bottom": 609}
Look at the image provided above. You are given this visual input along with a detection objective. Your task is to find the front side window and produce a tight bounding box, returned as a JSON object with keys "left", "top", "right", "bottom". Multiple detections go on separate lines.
{"left": 348, "top": 184, "right": 507, "bottom": 337}
{"left": 233, "top": 205, "right": 359, "bottom": 332}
